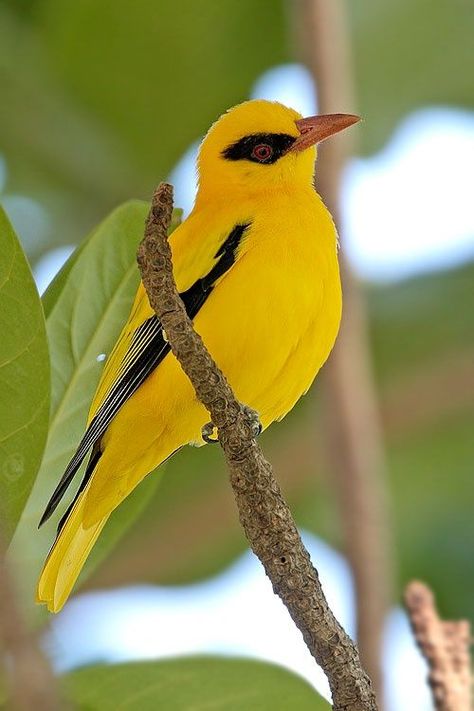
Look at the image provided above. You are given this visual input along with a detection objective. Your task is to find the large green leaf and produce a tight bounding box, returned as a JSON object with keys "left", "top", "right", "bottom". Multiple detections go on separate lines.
{"left": 63, "top": 656, "right": 328, "bottom": 710}
{"left": 8, "top": 200, "right": 180, "bottom": 616}
{"left": 0, "top": 206, "right": 49, "bottom": 543}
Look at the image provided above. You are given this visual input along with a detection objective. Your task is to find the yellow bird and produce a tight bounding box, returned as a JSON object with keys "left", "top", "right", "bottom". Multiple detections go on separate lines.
{"left": 37, "top": 99, "right": 359, "bottom": 612}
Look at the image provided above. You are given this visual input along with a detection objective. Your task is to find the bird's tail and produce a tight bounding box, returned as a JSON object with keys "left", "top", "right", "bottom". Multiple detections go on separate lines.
{"left": 36, "top": 481, "right": 109, "bottom": 613}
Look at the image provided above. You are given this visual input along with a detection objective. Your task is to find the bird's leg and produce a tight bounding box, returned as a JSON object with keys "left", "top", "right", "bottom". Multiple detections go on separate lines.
{"left": 201, "top": 421, "right": 218, "bottom": 444}
{"left": 201, "top": 406, "right": 262, "bottom": 445}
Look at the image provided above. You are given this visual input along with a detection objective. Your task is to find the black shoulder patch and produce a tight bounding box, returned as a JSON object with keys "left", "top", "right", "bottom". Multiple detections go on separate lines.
{"left": 180, "top": 223, "right": 250, "bottom": 314}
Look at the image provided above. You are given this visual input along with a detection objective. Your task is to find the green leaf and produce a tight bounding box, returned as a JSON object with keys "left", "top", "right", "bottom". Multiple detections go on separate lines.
{"left": 63, "top": 656, "right": 329, "bottom": 710}
{"left": 8, "top": 200, "right": 180, "bottom": 618}
{"left": 0, "top": 207, "right": 50, "bottom": 543}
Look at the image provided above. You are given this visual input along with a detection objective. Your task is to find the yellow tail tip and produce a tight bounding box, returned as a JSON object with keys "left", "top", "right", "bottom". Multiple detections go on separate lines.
{"left": 36, "top": 477, "right": 110, "bottom": 614}
{"left": 36, "top": 569, "right": 64, "bottom": 613}
{"left": 35, "top": 590, "right": 62, "bottom": 614}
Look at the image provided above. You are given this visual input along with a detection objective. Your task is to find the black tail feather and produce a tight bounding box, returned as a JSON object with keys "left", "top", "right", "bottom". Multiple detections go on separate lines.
{"left": 39, "top": 442, "right": 101, "bottom": 529}
{"left": 54, "top": 445, "right": 102, "bottom": 537}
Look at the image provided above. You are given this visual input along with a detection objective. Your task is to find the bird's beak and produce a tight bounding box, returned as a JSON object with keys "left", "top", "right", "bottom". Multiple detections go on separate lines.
{"left": 289, "top": 113, "right": 361, "bottom": 152}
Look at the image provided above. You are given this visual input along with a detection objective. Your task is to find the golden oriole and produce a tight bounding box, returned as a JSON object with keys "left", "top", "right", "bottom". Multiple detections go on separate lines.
{"left": 37, "top": 99, "right": 359, "bottom": 612}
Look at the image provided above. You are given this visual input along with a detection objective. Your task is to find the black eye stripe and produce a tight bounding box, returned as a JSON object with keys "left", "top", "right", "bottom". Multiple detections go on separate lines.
{"left": 222, "top": 133, "right": 296, "bottom": 164}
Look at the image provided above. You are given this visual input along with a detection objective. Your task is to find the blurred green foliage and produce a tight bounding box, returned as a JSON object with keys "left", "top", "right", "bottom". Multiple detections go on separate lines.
{"left": 2, "top": 0, "right": 474, "bottom": 260}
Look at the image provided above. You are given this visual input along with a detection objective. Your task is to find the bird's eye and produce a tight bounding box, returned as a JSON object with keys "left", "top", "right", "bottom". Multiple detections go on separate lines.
{"left": 251, "top": 143, "right": 273, "bottom": 162}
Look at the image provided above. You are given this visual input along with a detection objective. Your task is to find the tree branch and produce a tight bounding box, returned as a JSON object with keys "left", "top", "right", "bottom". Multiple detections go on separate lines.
{"left": 137, "top": 182, "right": 378, "bottom": 711}
{"left": 404, "top": 581, "right": 472, "bottom": 711}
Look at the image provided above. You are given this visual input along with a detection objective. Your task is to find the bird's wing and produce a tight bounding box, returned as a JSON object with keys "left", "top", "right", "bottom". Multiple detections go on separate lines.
{"left": 39, "top": 221, "right": 250, "bottom": 526}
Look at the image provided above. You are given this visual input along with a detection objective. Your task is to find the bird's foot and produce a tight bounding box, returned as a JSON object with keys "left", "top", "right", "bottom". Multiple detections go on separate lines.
{"left": 242, "top": 405, "right": 263, "bottom": 438}
{"left": 201, "top": 421, "right": 218, "bottom": 444}
{"left": 201, "top": 407, "right": 262, "bottom": 444}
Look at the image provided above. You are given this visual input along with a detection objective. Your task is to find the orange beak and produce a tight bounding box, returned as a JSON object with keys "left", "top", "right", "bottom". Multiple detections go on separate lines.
{"left": 289, "top": 113, "right": 361, "bottom": 152}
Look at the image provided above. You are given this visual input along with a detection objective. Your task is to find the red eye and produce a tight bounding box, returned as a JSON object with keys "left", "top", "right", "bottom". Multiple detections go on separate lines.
{"left": 251, "top": 143, "right": 273, "bottom": 162}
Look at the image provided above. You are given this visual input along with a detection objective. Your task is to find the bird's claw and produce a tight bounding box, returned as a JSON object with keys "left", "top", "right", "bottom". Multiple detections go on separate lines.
{"left": 242, "top": 406, "right": 263, "bottom": 438}
{"left": 201, "top": 407, "right": 262, "bottom": 444}
{"left": 201, "top": 421, "right": 218, "bottom": 444}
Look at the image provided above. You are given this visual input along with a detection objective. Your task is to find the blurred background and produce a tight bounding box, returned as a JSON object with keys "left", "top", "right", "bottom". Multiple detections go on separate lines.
{"left": 1, "top": 1, "right": 473, "bottom": 709}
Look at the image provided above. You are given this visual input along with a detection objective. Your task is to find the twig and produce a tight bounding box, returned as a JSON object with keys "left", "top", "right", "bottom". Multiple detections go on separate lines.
{"left": 137, "top": 182, "right": 378, "bottom": 711}
{"left": 295, "top": 0, "right": 393, "bottom": 699}
{"left": 0, "top": 546, "right": 60, "bottom": 710}
{"left": 404, "top": 581, "right": 472, "bottom": 711}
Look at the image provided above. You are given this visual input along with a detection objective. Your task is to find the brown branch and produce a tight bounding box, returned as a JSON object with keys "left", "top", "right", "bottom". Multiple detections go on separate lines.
{"left": 0, "top": 546, "right": 60, "bottom": 710}
{"left": 404, "top": 581, "right": 472, "bottom": 711}
{"left": 137, "top": 182, "right": 378, "bottom": 711}
{"left": 295, "top": 0, "right": 393, "bottom": 700}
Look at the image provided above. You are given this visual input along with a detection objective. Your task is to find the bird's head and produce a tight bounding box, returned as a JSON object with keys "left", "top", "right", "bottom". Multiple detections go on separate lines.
{"left": 196, "top": 99, "right": 359, "bottom": 199}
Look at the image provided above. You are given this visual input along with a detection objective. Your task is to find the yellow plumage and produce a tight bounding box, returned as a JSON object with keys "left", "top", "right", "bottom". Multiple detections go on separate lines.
{"left": 37, "top": 99, "right": 357, "bottom": 612}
